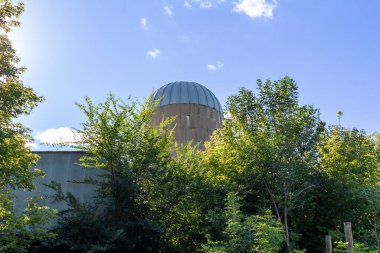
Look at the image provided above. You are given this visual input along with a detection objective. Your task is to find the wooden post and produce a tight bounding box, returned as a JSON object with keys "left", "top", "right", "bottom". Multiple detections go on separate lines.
{"left": 344, "top": 222, "right": 354, "bottom": 253}
{"left": 325, "top": 235, "right": 332, "bottom": 253}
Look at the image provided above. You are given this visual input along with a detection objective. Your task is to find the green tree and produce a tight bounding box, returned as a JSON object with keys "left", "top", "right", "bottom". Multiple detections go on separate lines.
{"left": 316, "top": 126, "right": 380, "bottom": 251}
{"left": 48, "top": 94, "right": 220, "bottom": 252}
{"left": 202, "top": 76, "right": 325, "bottom": 252}
{"left": 0, "top": 1, "right": 55, "bottom": 252}
{"left": 47, "top": 94, "right": 175, "bottom": 252}
{"left": 0, "top": 0, "right": 42, "bottom": 191}
{"left": 155, "top": 144, "right": 225, "bottom": 252}
{"left": 319, "top": 127, "right": 379, "bottom": 186}
{"left": 337, "top": 111, "right": 343, "bottom": 126}
{"left": 203, "top": 192, "right": 283, "bottom": 253}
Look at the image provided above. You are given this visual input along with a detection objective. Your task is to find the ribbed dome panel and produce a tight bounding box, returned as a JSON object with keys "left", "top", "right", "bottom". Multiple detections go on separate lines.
{"left": 152, "top": 81, "right": 222, "bottom": 112}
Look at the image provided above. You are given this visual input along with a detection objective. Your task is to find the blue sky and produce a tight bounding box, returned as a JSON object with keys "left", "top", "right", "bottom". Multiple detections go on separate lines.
{"left": 9, "top": 0, "right": 380, "bottom": 148}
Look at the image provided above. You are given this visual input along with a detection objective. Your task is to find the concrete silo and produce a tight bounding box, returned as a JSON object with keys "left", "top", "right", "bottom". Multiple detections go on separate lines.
{"left": 14, "top": 81, "right": 223, "bottom": 211}
{"left": 151, "top": 81, "right": 223, "bottom": 147}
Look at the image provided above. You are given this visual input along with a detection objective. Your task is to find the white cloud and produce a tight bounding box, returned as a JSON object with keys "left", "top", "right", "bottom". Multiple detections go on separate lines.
{"left": 184, "top": 1, "right": 192, "bottom": 8}
{"left": 207, "top": 64, "right": 217, "bottom": 71}
{"left": 207, "top": 60, "right": 224, "bottom": 71}
{"left": 35, "top": 127, "right": 81, "bottom": 145}
{"left": 233, "top": 0, "right": 277, "bottom": 18}
{"left": 25, "top": 142, "right": 39, "bottom": 149}
{"left": 189, "top": 0, "right": 225, "bottom": 8}
{"left": 140, "top": 18, "right": 147, "bottom": 29}
{"left": 164, "top": 6, "right": 173, "bottom": 16}
{"left": 147, "top": 48, "right": 161, "bottom": 58}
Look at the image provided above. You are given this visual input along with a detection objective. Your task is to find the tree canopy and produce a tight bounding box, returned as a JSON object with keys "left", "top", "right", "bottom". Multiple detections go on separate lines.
{"left": 0, "top": 3, "right": 378, "bottom": 250}
{"left": 0, "top": 1, "right": 55, "bottom": 252}
{"left": 42, "top": 77, "right": 379, "bottom": 253}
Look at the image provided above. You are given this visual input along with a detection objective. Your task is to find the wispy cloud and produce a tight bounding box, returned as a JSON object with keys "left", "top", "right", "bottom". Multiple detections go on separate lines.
{"left": 184, "top": 1, "right": 192, "bottom": 8}
{"left": 35, "top": 127, "right": 81, "bottom": 145}
{"left": 147, "top": 48, "right": 161, "bottom": 58}
{"left": 188, "top": 0, "right": 225, "bottom": 8}
{"left": 140, "top": 18, "right": 147, "bottom": 29}
{"left": 207, "top": 60, "right": 224, "bottom": 71}
{"left": 233, "top": 0, "right": 277, "bottom": 19}
{"left": 164, "top": 6, "right": 173, "bottom": 16}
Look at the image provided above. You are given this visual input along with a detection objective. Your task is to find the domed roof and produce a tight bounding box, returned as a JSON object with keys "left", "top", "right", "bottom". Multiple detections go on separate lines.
{"left": 152, "top": 81, "right": 222, "bottom": 112}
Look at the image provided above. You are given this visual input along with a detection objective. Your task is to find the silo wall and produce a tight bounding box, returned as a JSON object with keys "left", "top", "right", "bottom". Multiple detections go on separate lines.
{"left": 151, "top": 103, "right": 222, "bottom": 148}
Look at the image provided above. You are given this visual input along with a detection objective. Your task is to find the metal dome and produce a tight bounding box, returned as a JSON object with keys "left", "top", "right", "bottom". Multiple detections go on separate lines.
{"left": 152, "top": 81, "right": 222, "bottom": 112}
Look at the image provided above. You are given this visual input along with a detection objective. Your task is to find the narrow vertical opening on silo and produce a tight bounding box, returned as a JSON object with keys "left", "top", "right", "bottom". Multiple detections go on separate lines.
{"left": 186, "top": 114, "right": 190, "bottom": 128}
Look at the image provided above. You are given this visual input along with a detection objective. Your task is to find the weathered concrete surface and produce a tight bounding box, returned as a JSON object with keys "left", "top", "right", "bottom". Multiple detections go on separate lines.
{"left": 14, "top": 151, "right": 101, "bottom": 211}
{"left": 151, "top": 103, "right": 222, "bottom": 148}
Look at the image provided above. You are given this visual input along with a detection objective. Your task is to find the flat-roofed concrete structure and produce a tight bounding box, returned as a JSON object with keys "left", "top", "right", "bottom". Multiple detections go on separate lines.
{"left": 151, "top": 81, "right": 223, "bottom": 147}
{"left": 14, "top": 151, "right": 100, "bottom": 211}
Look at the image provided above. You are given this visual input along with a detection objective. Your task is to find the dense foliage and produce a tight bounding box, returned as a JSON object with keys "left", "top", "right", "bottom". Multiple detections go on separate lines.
{"left": 200, "top": 78, "right": 379, "bottom": 252}
{"left": 1, "top": 2, "right": 379, "bottom": 252}
{"left": 203, "top": 192, "right": 283, "bottom": 253}
{"left": 202, "top": 77, "right": 325, "bottom": 251}
{"left": 41, "top": 95, "right": 223, "bottom": 252}
{"left": 0, "top": 1, "right": 56, "bottom": 252}
{"left": 37, "top": 77, "right": 379, "bottom": 253}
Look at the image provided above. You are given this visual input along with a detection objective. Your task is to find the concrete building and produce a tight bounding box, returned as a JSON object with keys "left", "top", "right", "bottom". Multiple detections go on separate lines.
{"left": 15, "top": 81, "right": 222, "bottom": 209}
{"left": 14, "top": 151, "right": 100, "bottom": 211}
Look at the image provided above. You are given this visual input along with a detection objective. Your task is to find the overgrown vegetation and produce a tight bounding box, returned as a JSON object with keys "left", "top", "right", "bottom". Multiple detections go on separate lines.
{"left": 38, "top": 77, "right": 379, "bottom": 253}
{"left": 0, "top": 1, "right": 56, "bottom": 252}
{"left": 1, "top": 1, "right": 379, "bottom": 252}
{"left": 202, "top": 192, "right": 283, "bottom": 253}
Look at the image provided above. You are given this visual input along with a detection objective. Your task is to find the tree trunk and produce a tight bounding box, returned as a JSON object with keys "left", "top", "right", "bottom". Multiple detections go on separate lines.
{"left": 110, "top": 161, "right": 121, "bottom": 225}
{"left": 284, "top": 182, "right": 291, "bottom": 252}
{"left": 265, "top": 183, "right": 281, "bottom": 222}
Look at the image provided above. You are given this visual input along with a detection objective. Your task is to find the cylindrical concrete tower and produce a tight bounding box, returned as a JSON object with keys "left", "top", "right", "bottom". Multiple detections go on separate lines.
{"left": 151, "top": 81, "right": 223, "bottom": 147}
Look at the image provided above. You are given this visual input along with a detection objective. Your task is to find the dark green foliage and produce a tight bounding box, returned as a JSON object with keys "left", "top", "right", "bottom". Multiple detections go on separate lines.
{"left": 202, "top": 77, "right": 379, "bottom": 252}
{"left": 0, "top": 1, "right": 377, "bottom": 251}
{"left": 203, "top": 76, "right": 325, "bottom": 252}
{"left": 28, "top": 76, "right": 380, "bottom": 252}
{"left": 45, "top": 95, "right": 224, "bottom": 252}
{"left": 308, "top": 126, "right": 380, "bottom": 251}
{"left": 42, "top": 95, "right": 173, "bottom": 252}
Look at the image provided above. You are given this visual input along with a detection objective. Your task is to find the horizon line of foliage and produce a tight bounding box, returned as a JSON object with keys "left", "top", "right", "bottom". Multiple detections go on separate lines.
{"left": 0, "top": 1, "right": 56, "bottom": 252}
{"left": 40, "top": 77, "right": 379, "bottom": 253}
{"left": 0, "top": 0, "right": 378, "bottom": 252}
